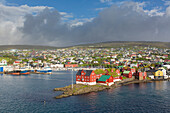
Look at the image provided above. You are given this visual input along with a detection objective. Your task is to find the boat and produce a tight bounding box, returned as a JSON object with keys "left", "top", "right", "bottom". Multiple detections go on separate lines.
{"left": 18, "top": 67, "right": 30, "bottom": 75}
{"left": 6, "top": 68, "right": 30, "bottom": 75}
{"left": 7, "top": 70, "right": 21, "bottom": 75}
{"left": 36, "top": 67, "right": 52, "bottom": 74}
{"left": 19, "top": 70, "right": 30, "bottom": 75}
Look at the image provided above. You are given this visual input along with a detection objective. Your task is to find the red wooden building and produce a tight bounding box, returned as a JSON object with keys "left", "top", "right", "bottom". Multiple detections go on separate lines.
{"left": 76, "top": 70, "right": 96, "bottom": 85}
{"left": 65, "top": 64, "right": 78, "bottom": 68}
{"left": 116, "top": 69, "right": 121, "bottom": 75}
{"left": 135, "top": 72, "right": 147, "bottom": 80}
{"left": 123, "top": 71, "right": 132, "bottom": 78}
{"left": 98, "top": 75, "right": 114, "bottom": 86}
{"left": 113, "top": 76, "right": 122, "bottom": 82}
{"left": 96, "top": 73, "right": 105, "bottom": 80}
{"left": 130, "top": 68, "right": 136, "bottom": 75}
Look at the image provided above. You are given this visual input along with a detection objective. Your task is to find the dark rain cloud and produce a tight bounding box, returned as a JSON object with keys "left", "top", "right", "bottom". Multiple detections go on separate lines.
{"left": 20, "top": 2, "right": 170, "bottom": 46}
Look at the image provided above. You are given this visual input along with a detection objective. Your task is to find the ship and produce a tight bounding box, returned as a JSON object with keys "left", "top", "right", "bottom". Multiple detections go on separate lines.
{"left": 6, "top": 70, "right": 30, "bottom": 75}
{"left": 34, "top": 67, "right": 52, "bottom": 74}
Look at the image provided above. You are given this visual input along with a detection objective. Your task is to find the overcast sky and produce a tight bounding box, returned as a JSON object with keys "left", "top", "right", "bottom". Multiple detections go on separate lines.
{"left": 0, "top": 0, "right": 170, "bottom": 47}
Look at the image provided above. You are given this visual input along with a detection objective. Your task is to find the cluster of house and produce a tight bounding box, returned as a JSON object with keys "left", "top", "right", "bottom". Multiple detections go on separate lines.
{"left": 0, "top": 46, "right": 169, "bottom": 69}
{"left": 0, "top": 46, "right": 169, "bottom": 76}
{"left": 146, "top": 67, "right": 168, "bottom": 79}
{"left": 76, "top": 66, "right": 169, "bottom": 86}
{"left": 76, "top": 69, "right": 120, "bottom": 86}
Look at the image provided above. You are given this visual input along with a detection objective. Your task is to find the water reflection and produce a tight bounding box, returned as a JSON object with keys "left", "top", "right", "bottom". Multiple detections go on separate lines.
{"left": 139, "top": 83, "right": 147, "bottom": 89}
{"left": 127, "top": 83, "right": 147, "bottom": 90}
{"left": 128, "top": 83, "right": 135, "bottom": 90}
{"left": 154, "top": 81, "right": 167, "bottom": 91}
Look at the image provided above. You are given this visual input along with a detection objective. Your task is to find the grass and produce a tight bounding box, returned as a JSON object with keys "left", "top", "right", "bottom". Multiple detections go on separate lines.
{"left": 111, "top": 74, "right": 119, "bottom": 77}
{"left": 94, "top": 69, "right": 105, "bottom": 74}
{"left": 146, "top": 77, "right": 151, "bottom": 80}
{"left": 0, "top": 57, "right": 11, "bottom": 62}
{"left": 81, "top": 85, "right": 88, "bottom": 88}
{"left": 122, "top": 76, "right": 127, "bottom": 80}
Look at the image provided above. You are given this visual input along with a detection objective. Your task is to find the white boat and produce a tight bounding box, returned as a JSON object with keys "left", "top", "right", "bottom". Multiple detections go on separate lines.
{"left": 36, "top": 67, "right": 52, "bottom": 74}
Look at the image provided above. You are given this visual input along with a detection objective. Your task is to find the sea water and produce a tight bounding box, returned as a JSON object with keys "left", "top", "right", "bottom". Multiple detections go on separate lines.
{"left": 0, "top": 71, "right": 169, "bottom": 112}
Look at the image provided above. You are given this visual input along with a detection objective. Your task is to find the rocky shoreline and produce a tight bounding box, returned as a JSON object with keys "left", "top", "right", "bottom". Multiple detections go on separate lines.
{"left": 53, "top": 79, "right": 157, "bottom": 99}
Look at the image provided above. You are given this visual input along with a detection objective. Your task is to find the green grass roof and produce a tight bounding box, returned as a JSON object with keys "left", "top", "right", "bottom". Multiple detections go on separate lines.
{"left": 98, "top": 75, "right": 111, "bottom": 82}
{"left": 123, "top": 71, "right": 130, "bottom": 74}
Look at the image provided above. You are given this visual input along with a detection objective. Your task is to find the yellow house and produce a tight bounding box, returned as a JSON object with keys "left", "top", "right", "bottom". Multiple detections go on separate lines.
{"left": 154, "top": 70, "right": 163, "bottom": 79}
{"left": 154, "top": 70, "right": 163, "bottom": 77}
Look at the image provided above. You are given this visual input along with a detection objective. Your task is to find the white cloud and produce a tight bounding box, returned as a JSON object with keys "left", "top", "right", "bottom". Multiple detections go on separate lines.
{"left": 144, "top": 8, "right": 165, "bottom": 16}
{"left": 0, "top": 1, "right": 170, "bottom": 47}
{"left": 165, "top": 6, "right": 170, "bottom": 16}
{"left": 0, "top": 3, "right": 50, "bottom": 45}
{"left": 100, "top": 0, "right": 113, "bottom": 5}
{"left": 95, "top": 7, "right": 106, "bottom": 11}
{"left": 164, "top": 0, "right": 170, "bottom": 6}
{"left": 60, "top": 12, "right": 73, "bottom": 18}
{"left": 69, "top": 18, "right": 94, "bottom": 27}
{"left": 0, "top": 4, "right": 49, "bottom": 22}
{"left": 100, "top": 0, "right": 112, "bottom": 3}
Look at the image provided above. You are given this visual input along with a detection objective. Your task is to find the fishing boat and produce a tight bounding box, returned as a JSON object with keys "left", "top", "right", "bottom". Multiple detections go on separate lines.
{"left": 19, "top": 70, "right": 30, "bottom": 75}
{"left": 19, "top": 67, "right": 30, "bottom": 75}
{"left": 36, "top": 67, "right": 52, "bottom": 74}
{"left": 6, "top": 68, "right": 30, "bottom": 75}
{"left": 7, "top": 70, "right": 21, "bottom": 75}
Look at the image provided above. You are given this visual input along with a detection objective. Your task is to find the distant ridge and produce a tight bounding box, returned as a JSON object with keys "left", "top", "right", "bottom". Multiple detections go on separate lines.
{"left": 72, "top": 41, "right": 170, "bottom": 48}
{"left": 0, "top": 41, "right": 169, "bottom": 50}
{"left": 0, "top": 45, "right": 59, "bottom": 50}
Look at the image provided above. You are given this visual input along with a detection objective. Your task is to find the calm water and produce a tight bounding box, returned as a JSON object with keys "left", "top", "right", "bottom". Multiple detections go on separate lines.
{"left": 0, "top": 71, "right": 170, "bottom": 113}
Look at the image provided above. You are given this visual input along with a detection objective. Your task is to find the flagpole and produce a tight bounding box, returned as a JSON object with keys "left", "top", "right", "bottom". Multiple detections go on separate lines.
{"left": 72, "top": 66, "right": 73, "bottom": 89}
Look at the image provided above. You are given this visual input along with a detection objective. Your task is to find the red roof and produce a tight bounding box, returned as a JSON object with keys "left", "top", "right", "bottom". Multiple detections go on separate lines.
{"left": 14, "top": 61, "right": 20, "bottom": 63}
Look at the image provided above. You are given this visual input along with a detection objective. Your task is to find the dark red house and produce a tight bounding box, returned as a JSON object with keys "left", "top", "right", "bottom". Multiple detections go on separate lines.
{"left": 76, "top": 70, "right": 96, "bottom": 85}
{"left": 96, "top": 73, "right": 104, "bottom": 80}
{"left": 135, "top": 72, "right": 147, "bottom": 80}
{"left": 130, "top": 68, "right": 136, "bottom": 74}
{"left": 123, "top": 71, "right": 132, "bottom": 78}
{"left": 116, "top": 69, "right": 120, "bottom": 75}
{"left": 98, "top": 75, "right": 114, "bottom": 86}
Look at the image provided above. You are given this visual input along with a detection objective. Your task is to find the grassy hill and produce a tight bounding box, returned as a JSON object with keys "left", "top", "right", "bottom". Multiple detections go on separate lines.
{"left": 0, "top": 41, "right": 169, "bottom": 50}
{"left": 0, "top": 45, "right": 59, "bottom": 50}
{"left": 73, "top": 41, "right": 170, "bottom": 48}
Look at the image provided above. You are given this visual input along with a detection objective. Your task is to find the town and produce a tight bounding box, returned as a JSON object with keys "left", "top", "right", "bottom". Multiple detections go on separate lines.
{"left": 0, "top": 46, "right": 169, "bottom": 83}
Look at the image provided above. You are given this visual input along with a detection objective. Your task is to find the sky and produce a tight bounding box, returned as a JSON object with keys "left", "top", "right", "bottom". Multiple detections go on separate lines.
{"left": 0, "top": 0, "right": 170, "bottom": 47}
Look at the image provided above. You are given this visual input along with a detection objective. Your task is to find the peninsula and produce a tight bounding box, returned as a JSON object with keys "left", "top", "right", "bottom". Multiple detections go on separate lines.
{"left": 54, "top": 79, "right": 154, "bottom": 99}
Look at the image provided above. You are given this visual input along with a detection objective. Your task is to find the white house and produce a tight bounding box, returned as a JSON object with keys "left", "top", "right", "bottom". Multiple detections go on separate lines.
{"left": 0, "top": 59, "right": 7, "bottom": 66}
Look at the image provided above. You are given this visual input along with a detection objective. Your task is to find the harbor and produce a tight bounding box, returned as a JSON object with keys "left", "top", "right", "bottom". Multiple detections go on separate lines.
{"left": 0, "top": 70, "right": 170, "bottom": 112}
